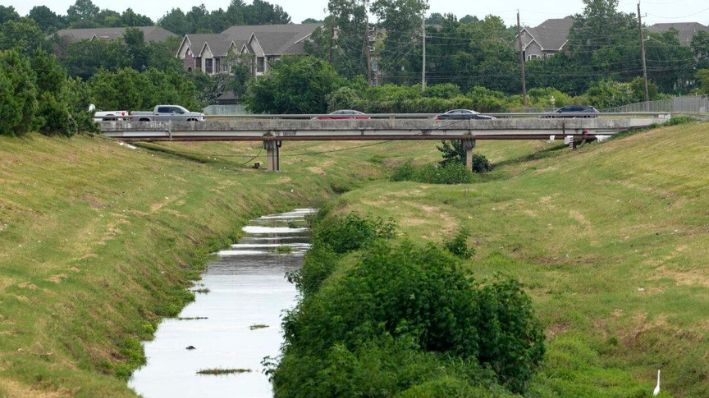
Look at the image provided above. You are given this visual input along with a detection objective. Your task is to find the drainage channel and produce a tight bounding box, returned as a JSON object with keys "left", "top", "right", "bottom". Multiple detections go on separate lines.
{"left": 129, "top": 208, "right": 316, "bottom": 398}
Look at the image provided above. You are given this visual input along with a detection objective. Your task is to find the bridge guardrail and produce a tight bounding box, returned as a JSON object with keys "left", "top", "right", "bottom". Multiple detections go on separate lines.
{"left": 202, "top": 111, "right": 671, "bottom": 121}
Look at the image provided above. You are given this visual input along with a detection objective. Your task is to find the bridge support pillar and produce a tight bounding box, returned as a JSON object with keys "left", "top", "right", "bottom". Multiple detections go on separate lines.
{"left": 462, "top": 139, "right": 476, "bottom": 170}
{"left": 264, "top": 140, "right": 281, "bottom": 172}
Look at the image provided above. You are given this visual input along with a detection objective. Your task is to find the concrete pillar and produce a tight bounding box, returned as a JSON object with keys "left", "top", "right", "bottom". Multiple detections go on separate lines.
{"left": 462, "top": 139, "right": 476, "bottom": 170}
{"left": 263, "top": 140, "right": 281, "bottom": 172}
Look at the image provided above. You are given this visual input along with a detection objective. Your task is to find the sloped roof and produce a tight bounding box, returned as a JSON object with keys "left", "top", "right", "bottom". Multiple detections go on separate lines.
{"left": 184, "top": 34, "right": 236, "bottom": 57}
{"left": 222, "top": 23, "right": 321, "bottom": 42}
{"left": 56, "top": 26, "right": 176, "bottom": 43}
{"left": 179, "top": 24, "right": 321, "bottom": 58}
{"left": 526, "top": 17, "right": 574, "bottom": 51}
{"left": 648, "top": 22, "right": 708, "bottom": 46}
{"left": 226, "top": 23, "right": 320, "bottom": 55}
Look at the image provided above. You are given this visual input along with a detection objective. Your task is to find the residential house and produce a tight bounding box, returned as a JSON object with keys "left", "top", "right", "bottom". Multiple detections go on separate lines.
{"left": 175, "top": 24, "right": 321, "bottom": 76}
{"left": 648, "top": 22, "right": 708, "bottom": 46}
{"left": 55, "top": 26, "right": 177, "bottom": 43}
{"left": 516, "top": 17, "right": 574, "bottom": 61}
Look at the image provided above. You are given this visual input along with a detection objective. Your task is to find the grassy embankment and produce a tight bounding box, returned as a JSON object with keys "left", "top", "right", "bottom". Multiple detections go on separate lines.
{"left": 2, "top": 134, "right": 543, "bottom": 397}
{"left": 1, "top": 122, "right": 705, "bottom": 397}
{"left": 324, "top": 122, "right": 708, "bottom": 397}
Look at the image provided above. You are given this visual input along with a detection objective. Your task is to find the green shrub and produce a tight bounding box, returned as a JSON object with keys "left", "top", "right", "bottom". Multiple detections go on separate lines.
{"left": 472, "top": 153, "right": 492, "bottom": 173}
{"left": 274, "top": 335, "right": 503, "bottom": 398}
{"left": 391, "top": 161, "right": 417, "bottom": 181}
{"left": 438, "top": 140, "right": 493, "bottom": 173}
{"left": 444, "top": 229, "right": 475, "bottom": 259}
{"left": 314, "top": 213, "right": 396, "bottom": 254}
{"left": 286, "top": 244, "right": 339, "bottom": 295}
{"left": 280, "top": 238, "right": 544, "bottom": 394}
{"left": 0, "top": 49, "right": 37, "bottom": 135}
{"left": 391, "top": 162, "right": 475, "bottom": 184}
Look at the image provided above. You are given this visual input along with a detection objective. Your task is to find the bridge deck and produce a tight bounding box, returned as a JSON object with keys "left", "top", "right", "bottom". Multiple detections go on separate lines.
{"left": 100, "top": 116, "right": 667, "bottom": 142}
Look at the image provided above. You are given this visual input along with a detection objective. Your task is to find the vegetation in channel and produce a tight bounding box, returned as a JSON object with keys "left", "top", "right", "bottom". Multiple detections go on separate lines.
{"left": 196, "top": 368, "right": 252, "bottom": 375}
{"left": 275, "top": 214, "right": 545, "bottom": 396}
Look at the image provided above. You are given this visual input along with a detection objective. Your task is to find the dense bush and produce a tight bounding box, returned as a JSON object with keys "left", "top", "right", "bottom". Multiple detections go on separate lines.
{"left": 245, "top": 56, "right": 341, "bottom": 114}
{"left": 286, "top": 244, "right": 339, "bottom": 296}
{"left": 278, "top": 236, "right": 545, "bottom": 395}
{"left": 391, "top": 161, "right": 475, "bottom": 184}
{"left": 273, "top": 335, "right": 512, "bottom": 398}
{"left": 438, "top": 140, "right": 493, "bottom": 173}
{"left": 444, "top": 228, "right": 475, "bottom": 259}
{"left": 88, "top": 67, "right": 202, "bottom": 111}
{"left": 313, "top": 213, "right": 396, "bottom": 254}
{"left": 0, "top": 50, "right": 37, "bottom": 135}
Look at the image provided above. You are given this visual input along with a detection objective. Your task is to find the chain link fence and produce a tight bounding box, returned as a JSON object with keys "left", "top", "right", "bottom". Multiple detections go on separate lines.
{"left": 604, "top": 95, "right": 709, "bottom": 114}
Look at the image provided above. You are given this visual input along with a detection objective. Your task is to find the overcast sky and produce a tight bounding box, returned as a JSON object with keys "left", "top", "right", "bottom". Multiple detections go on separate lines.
{"left": 7, "top": 0, "right": 709, "bottom": 27}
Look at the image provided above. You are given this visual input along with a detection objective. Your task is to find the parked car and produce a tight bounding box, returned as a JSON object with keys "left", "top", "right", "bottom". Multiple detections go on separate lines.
{"left": 131, "top": 105, "right": 205, "bottom": 122}
{"left": 542, "top": 105, "right": 599, "bottom": 118}
{"left": 434, "top": 109, "right": 496, "bottom": 120}
{"left": 313, "top": 110, "right": 370, "bottom": 120}
{"left": 93, "top": 110, "right": 129, "bottom": 122}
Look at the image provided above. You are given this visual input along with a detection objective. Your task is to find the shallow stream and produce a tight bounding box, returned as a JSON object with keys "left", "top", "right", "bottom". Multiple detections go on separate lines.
{"left": 128, "top": 208, "right": 316, "bottom": 398}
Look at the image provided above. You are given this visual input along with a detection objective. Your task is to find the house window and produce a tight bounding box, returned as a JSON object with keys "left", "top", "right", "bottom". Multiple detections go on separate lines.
{"left": 528, "top": 54, "right": 540, "bottom": 61}
{"left": 205, "top": 58, "right": 213, "bottom": 74}
{"left": 256, "top": 57, "right": 265, "bottom": 73}
{"left": 195, "top": 57, "right": 202, "bottom": 70}
{"left": 214, "top": 58, "right": 221, "bottom": 73}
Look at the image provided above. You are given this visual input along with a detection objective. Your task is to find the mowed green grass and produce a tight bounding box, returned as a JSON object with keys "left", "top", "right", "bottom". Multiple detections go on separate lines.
{"left": 3, "top": 135, "right": 549, "bottom": 397}
{"left": 330, "top": 123, "right": 709, "bottom": 397}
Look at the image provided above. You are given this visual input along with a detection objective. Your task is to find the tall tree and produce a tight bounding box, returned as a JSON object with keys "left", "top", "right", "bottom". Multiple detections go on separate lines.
{"left": 28, "top": 6, "right": 66, "bottom": 33}
{"left": 120, "top": 9, "right": 153, "bottom": 27}
{"left": 124, "top": 28, "right": 149, "bottom": 71}
{"left": 245, "top": 56, "right": 341, "bottom": 113}
{"left": 159, "top": 9, "right": 190, "bottom": 36}
{"left": 0, "top": 18, "right": 47, "bottom": 57}
{"left": 370, "top": 0, "right": 428, "bottom": 84}
{"left": 307, "top": 0, "right": 369, "bottom": 78}
{"left": 691, "top": 31, "right": 709, "bottom": 70}
{"left": 0, "top": 6, "right": 19, "bottom": 25}
{"left": 0, "top": 50, "right": 37, "bottom": 135}
{"left": 67, "top": 0, "right": 100, "bottom": 28}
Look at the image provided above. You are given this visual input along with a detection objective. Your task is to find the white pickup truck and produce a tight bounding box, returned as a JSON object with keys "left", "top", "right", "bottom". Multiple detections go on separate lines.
{"left": 131, "top": 105, "right": 205, "bottom": 122}
{"left": 94, "top": 105, "right": 205, "bottom": 122}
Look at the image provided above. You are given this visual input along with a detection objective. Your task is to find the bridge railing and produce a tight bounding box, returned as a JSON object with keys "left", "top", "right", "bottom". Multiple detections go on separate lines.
{"left": 203, "top": 111, "right": 670, "bottom": 121}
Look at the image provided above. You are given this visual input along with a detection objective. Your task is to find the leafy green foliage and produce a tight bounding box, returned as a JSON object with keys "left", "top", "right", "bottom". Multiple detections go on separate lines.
{"left": 158, "top": 0, "right": 290, "bottom": 35}
{"left": 0, "top": 50, "right": 37, "bottom": 135}
{"left": 0, "top": 18, "right": 47, "bottom": 57}
{"left": 370, "top": 0, "right": 428, "bottom": 85}
{"left": 438, "top": 141, "right": 493, "bottom": 173}
{"left": 391, "top": 161, "right": 475, "bottom": 184}
{"left": 306, "top": 1, "right": 369, "bottom": 79}
{"left": 698, "top": 69, "right": 709, "bottom": 95}
{"left": 314, "top": 213, "right": 396, "bottom": 254}
{"left": 278, "top": 232, "right": 545, "bottom": 395}
{"left": 274, "top": 335, "right": 511, "bottom": 398}
{"left": 286, "top": 244, "right": 339, "bottom": 296}
{"left": 444, "top": 229, "right": 475, "bottom": 259}
{"left": 245, "top": 56, "right": 341, "bottom": 113}
{"left": 88, "top": 67, "right": 202, "bottom": 111}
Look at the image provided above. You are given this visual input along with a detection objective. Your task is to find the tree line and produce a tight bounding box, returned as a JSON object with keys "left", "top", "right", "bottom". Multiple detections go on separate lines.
{"left": 308, "top": 0, "right": 708, "bottom": 95}
{"left": 0, "top": 0, "right": 291, "bottom": 35}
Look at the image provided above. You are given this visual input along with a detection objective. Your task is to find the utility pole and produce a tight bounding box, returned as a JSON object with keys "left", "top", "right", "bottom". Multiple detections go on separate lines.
{"left": 421, "top": 13, "right": 426, "bottom": 91}
{"left": 637, "top": 2, "right": 650, "bottom": 107}
{"left": 516, "top": 11, "right": 528, "bottom": 108}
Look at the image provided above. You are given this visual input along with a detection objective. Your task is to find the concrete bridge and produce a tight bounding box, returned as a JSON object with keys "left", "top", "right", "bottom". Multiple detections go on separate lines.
{"left": 100, "top": 113, "right": 669, "bottom": 171}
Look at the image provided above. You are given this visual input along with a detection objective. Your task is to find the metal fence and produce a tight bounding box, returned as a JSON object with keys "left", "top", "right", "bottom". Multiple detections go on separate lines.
{"left": 203, "top": 104, "right": 248, "bottom": 116}
{"left": 604, "top": 95, "right": 709, "bottom": 113}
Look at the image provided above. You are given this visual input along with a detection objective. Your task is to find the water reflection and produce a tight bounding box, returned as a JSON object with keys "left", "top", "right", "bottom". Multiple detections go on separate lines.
{"left": 129, "top": 208, "right": 316, "bottom": 398}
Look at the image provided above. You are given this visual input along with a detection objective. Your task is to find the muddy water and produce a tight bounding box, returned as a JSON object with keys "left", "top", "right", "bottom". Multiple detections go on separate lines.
{"left": 129, "top": 209, "right": 316, "bottom": 398}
